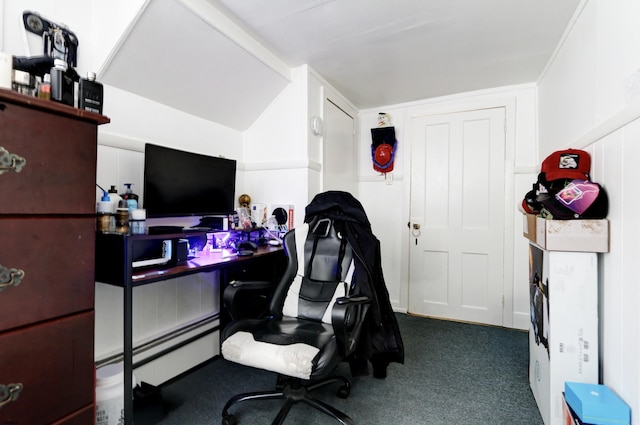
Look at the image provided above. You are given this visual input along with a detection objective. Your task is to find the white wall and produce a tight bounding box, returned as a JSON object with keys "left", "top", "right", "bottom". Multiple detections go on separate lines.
{"left": 357, "top": 84, "right": 538, "bottom": 330}
{"left": 537, "top": 0, "right": 640, "bottom": 416}
{"left": 97, "top": 85, "right": 243, "bottom": 208}
{"left": 242, "top": 65, "right": 310, "bottom": 224}
{"left": 243, "top": 65, "right": 359, "bottom": 226}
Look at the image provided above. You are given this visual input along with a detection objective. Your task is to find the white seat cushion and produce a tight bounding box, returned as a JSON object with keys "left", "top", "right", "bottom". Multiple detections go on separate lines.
{"left": 222, "top": 331, "right": 320, "bottom": 380}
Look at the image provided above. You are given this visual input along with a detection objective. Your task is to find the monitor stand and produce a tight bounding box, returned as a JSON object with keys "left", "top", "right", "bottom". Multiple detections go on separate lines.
{"left": 147, "top": 225, "right": 184, "bottom": 235}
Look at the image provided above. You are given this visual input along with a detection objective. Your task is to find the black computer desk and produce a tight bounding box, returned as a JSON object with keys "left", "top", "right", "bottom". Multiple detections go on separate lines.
{"left": 95, "top": 230, "right": 286, "bottom": 425}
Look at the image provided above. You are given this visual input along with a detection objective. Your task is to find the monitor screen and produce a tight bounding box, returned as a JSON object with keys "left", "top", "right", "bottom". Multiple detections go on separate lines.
{"left": 143, "top": 143, "right": 236, "bottom": 218}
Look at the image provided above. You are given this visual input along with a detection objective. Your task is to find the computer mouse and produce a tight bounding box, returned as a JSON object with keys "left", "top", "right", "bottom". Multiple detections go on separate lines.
{"left": 238, "top": 241, "right": 258, "bottom": 251}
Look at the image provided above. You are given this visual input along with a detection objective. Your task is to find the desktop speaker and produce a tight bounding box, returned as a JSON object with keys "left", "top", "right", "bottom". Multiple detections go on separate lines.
{"left": 175, "top": 239, "right": 189, "bottom": 264}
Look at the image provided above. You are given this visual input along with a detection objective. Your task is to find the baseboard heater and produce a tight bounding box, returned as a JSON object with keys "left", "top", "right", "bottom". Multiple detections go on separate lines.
{"left": 95, "top": 313, "right": 220, "bottom": 369}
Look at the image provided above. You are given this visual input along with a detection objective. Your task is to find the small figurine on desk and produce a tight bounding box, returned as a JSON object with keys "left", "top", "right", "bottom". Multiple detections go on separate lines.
{"left": 237, "top": 207, "right": 253, "bottom": 229}
{"left": 235, "top": 194, "right": 253, "bottom": 229}
{"left": 238, "top": 194, "right": 251, "bottom": 208}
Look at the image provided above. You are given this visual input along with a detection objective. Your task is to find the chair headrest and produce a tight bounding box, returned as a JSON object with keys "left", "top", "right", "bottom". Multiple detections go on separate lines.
{"left": 311, "top": 217, "right": 333, "bottom": 238}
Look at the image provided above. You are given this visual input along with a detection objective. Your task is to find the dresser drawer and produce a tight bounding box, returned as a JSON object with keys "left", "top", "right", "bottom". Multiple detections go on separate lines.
{"left": 0, "top": 217, "right": 94, "bottom": 332}
{"left": 0, "top": 312, "right": 94, "bottom": 425}
{"left": 0, "top": 99, "right": 98, "bottom": 214}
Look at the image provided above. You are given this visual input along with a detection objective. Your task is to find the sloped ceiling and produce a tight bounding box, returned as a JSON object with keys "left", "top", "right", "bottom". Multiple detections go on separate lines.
{"left": 99, "top": 0, "right": 290, "bottom": 131}
{"left": 211, "top": 0, "right": 582, "bottom": 109}
{"left": 100, "top": 0, "right": 582, "bottom": 129}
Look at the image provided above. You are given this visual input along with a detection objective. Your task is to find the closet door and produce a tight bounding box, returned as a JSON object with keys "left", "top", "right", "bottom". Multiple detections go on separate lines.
{"left": 323, "top": 98, "right": 357, "bottom": 195}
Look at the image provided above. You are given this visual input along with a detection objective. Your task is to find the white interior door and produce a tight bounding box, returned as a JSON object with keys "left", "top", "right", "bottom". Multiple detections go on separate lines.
{"left": 323, "top": 98, "right": 357, "bottom": 195}
{"left": 408, "top": 107, "right": 506, "bottom": 325}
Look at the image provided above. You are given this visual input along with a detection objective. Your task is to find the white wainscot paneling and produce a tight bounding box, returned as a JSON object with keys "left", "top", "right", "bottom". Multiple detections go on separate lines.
{"left": 95, "top": 270, "right": 220, "bottom": 384}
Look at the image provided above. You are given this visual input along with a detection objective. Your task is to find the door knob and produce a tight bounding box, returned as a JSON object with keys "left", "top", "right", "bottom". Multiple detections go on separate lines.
{"left": 411, "top": 223, "right": 421, "bottom": 243}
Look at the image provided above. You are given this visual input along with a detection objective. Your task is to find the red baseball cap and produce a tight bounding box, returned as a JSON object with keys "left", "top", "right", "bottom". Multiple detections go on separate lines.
{"left": 540, "top": 149, "right": 590, "bottom": 182}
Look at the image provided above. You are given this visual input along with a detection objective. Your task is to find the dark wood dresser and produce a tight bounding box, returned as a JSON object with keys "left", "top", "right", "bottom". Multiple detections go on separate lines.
{"left": 0, "top": 89, "right": 109, "bottom": 424}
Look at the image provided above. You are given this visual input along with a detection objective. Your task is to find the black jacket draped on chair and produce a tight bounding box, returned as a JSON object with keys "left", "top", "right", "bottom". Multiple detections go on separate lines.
{"left": 304, "top": 191, "right": 404, "bottom": 377}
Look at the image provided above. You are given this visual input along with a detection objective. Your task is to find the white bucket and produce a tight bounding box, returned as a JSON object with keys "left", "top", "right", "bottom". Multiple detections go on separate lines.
{"left": 95, "top": 363, "right": 136, "bottom": 425}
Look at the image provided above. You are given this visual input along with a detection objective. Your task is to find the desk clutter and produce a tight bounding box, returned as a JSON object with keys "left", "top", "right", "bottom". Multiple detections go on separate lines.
{"left": 186, "top": 227, "right": 280, "bottom": 259}
{"left": 96, "top": 187, "right": 293, "bottom": 241}
{"left": 234, "top": 193, "right": 294, "bottom": 233}
{"left": 95, "top": 187, "right": 293, "bottom": 262}
{"left": 118, "top": 227, "right": 281, "bottom": 271}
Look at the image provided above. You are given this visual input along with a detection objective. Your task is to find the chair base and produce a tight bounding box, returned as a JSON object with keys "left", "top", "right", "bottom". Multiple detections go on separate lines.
{"left": 221, "top": 375, "right": 354, "bottom": 425}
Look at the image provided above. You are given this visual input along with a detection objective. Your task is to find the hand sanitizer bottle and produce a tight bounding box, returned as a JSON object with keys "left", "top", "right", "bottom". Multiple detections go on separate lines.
{"left": 120, "top": 183, "right": 139, "bottom": 214}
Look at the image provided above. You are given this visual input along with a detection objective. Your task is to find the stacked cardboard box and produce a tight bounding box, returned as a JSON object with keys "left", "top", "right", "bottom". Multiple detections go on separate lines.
{"left": 522, "top": 214, "right": 608, "bottom": 253}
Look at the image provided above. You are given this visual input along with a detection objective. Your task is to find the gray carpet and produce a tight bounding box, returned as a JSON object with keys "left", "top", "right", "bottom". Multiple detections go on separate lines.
{"left": 152, "top": 313, "right": 543, "bottom": 424}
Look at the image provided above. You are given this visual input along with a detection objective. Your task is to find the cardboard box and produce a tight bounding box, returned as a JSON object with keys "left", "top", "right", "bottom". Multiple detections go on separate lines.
{"left": 564, "top": 382, "right": 630, "bottom": 425}
{"left": 523, "top": 213, "right": 537, "bottom": 242}
{"left": 535, "top": 217, "right": 609, "bottom": 253}
{"left": 529, "top": 245, "right": 599, "bottom": 425}
{"left": 251, "top": 203, "right": 268, "bottom": 226}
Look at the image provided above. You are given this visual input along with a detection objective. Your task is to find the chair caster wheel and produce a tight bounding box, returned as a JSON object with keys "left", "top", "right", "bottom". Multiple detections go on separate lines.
{"left": 337, "top": 384, "right": 350, "bottom": 399}
{"left": 222, "top": 413, "right": 238, "bottom": 425}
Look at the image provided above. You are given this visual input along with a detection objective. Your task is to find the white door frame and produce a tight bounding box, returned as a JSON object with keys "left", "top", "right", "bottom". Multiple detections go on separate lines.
{"left": 400, "top": 97, "right": 517, "bottom": 327}
{"left": 322, "top": 97, "right": 357, "bottom": 195}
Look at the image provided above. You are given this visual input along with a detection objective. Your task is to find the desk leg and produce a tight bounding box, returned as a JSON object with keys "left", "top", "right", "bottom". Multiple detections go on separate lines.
{"left": 123, "top": 282, "right": 133, "bottom": 424}
{"left": 220, "top": 268, "right": 229, "bottom": 331}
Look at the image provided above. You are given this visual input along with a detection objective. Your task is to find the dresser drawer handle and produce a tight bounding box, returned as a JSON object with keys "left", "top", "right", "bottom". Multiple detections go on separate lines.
{"left": 0, "top": 265, "right": 25, "bottom": 292}
{"left": 0, "top": 147, "right": 27, "bottom": 175}
{"left": 0, "top": 383, "right": 23, "bottom": 410}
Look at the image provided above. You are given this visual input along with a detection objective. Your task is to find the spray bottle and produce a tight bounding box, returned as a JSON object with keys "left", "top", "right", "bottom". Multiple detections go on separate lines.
{"left": 96, "top": 185, "right": 114, "bottom": 233}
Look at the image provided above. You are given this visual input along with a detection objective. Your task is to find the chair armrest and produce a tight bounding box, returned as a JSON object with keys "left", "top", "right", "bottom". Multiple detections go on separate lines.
{"left": 335, "top": 295, "right": 369, "bottom": 305}
{"left": 224, "top": 280, "right": 276, "bottom": 321}
{"left": 331, "top": 295, "right": 371, "bottom": 357}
